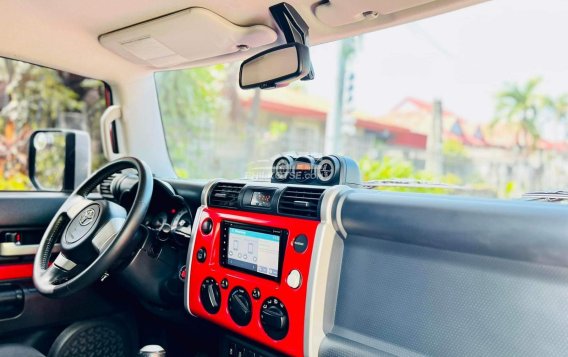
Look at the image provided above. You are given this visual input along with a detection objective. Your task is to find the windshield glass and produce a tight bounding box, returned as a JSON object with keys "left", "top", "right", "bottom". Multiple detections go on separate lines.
{"left": 156, "top": 0, "right": 568, "bottom": 199}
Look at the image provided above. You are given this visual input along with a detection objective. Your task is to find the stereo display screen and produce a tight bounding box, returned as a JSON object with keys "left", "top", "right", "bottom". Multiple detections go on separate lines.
{"left": 227, "top": 227, "right": 280, "bottom": 278}
{"left": 220, "top": 221, "right": 288, "bottom": 281}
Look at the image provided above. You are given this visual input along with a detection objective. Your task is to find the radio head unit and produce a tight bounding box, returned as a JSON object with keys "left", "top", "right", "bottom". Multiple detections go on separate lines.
{"left": 220, "top": 221, "right": 288, "bottom": 281}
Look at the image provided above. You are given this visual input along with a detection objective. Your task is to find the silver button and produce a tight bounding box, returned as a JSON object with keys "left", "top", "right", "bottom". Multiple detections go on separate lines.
{"left": 286, "top": 269, "right": 302, "bottom": 289}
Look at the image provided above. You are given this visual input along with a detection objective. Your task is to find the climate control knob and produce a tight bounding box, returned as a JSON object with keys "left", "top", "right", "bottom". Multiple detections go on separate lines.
{"left": 200, "top": 278, "right": 221, "bottom": 314}
{"left": 228, "top": 287, "right": 252, "bottom": 326}
{"left": 260, "top": 297, "right": 289, "bottom": 340}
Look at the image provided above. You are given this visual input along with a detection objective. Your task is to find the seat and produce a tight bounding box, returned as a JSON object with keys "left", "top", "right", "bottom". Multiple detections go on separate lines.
{"left": 0, "top": 344, "right": 45, "bottom": 357}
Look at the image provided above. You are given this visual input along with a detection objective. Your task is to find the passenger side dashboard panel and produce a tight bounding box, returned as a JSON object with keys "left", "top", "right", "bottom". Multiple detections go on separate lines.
{"left": 322, "top": 190, "right": 568, "bottom": 356}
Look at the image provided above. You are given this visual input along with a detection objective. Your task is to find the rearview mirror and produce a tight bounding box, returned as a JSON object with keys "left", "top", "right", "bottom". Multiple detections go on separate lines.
{"left": 239, "top": 43, "right": 311, "bottom": 90}
{"left": 28, "top": 130, "right": 91, "bottom": 191}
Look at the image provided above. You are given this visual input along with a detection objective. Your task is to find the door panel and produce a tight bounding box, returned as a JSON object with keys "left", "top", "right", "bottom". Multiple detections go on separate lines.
{"left": 0, "top": 192, "right": 67, "bottom": 227}
{"left": 0, "top": 192, "right": 66, "bottom": 282}
{"left": 0, "top": 282, "right": 118, "bottom": 336}
{"left": 0, "top": 192, "right": 120, "bottom": 342}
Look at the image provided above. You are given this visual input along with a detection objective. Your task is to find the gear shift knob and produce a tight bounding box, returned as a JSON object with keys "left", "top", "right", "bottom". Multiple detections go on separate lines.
{"left": 139, "top": 345, "right": 166, "bottom": 357}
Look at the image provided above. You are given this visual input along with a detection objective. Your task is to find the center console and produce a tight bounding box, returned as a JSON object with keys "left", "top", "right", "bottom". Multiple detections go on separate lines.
{"left": 185, "top": 181, "right": 323, "bottom": 356}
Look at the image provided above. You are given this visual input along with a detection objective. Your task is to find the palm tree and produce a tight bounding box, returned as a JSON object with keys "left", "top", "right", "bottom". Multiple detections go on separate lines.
{"left": 492, "top": 77, "right": 544, "bottom": 151}
{"left": 547, "top": 94, "right": 568, "bottom": 119}
{"left": 543, "top": 93, "right": 568, "bottom": 139}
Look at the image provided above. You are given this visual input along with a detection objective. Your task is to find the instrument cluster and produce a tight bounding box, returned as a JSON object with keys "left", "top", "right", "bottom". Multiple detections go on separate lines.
{"left": 271, "top": 154, "right": 360, "bottom": 186}
{"left": 116, "top": 177, "right": 193, "bottom": 246}
{"left": 143, "top": 207, "right": 192, "bottom": 246}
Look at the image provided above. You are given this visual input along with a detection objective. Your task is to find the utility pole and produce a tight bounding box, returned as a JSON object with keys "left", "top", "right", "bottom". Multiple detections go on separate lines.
{"left": 325, "top": 38, "right": 357, "bottom": 154}
{"left": 342, "top": 71, "right": 356, "bottom": 136}
{"left": 246, "top": 88, "right": 261, "bottom": 161}
{"left": 426, "top": 99, "right": 443, "bottom": 176}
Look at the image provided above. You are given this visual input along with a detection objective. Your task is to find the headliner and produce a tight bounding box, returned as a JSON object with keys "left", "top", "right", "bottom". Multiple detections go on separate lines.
{"left": 0, "top": 0, "right": 485, "bottom": 84}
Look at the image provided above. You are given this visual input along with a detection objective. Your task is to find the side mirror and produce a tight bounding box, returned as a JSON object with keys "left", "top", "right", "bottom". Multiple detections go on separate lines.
{"left": 28, "top": 130, "right": 91, "bottom": 191}
{"left": 239, "top": 42, "right": 311, "bottom": 90}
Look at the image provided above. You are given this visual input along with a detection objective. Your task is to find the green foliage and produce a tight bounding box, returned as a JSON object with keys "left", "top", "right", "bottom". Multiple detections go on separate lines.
{"left": 0, "top": 60, "right": 81, "bottom": 129}
{"left": 493, "top": 78, "right": 568, "bottom": 146}
{"left": 0, "top": 172, "right": 31, "bottom": 190}
{"left": 155, "top": 65, "right": 225, "bottom": 121}
{"left": 492, "top": 77, "right": 544, "bottom": 149}
{"left": 359, "top": 156, "right": 414, "bottom": 181}
{"left": 175, "top": 167, "right": 190, "bottom": 180}
{"left": 443, "top": 138, "right": 467, "bottom": 157}
{"left": 33, "top": 133, "right": 66, "bottom": 190}
{"left": 504, "top": 180, "right": 517, "bottom": 198}
{"left": 359, "top": 156, "right": 463, "bottom": 194}
{"left": 268, "top": 121, "right": 288, "bottom": 138}
{"left": 0, "top": 58, "right": 107, "bottom": 191}
{"left": 543, "top": 93, "right": 568, "bottom": 125}
{"left": 155, "top": 65, "right": 226, "bottom": 179}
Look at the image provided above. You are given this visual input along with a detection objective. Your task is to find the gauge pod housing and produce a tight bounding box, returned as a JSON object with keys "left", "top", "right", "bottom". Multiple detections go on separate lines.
{"left": 270, "top": 154, "right": 360, "bottom": 187}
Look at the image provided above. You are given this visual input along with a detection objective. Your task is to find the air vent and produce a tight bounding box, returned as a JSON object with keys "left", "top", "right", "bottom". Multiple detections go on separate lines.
{"left": 209, "top": 182, "right": 245, "bottom": 208}
{"left": 99, "top": 173, "right": 119, "bottom": 199}
{"left": 278, "top": 187, "right": 325, "bottom": 219}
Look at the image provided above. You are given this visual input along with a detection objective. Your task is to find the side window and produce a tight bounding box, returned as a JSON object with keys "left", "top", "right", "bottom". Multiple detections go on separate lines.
{"left": 0, "top": 58, "right": 109, "bottom": 191}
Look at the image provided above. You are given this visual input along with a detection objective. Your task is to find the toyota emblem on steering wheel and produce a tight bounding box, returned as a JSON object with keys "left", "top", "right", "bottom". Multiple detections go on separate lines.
{"left": 79, "top": 208, "right": 96, "bottom": 226}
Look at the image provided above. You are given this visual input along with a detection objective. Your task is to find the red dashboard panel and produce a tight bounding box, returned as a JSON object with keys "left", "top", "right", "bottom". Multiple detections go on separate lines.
{"left": 187, "top": 207, "right": 319, "bottom": 356}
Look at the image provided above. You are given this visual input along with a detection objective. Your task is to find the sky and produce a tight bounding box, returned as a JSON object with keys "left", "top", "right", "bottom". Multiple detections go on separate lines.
{"left": 305, "top": 0, "right": 568, "bottom": 124}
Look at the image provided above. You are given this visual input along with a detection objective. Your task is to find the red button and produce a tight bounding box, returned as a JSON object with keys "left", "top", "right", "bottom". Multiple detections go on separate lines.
{"left": 179, "top": 265, "right": 187, "bottom": 281}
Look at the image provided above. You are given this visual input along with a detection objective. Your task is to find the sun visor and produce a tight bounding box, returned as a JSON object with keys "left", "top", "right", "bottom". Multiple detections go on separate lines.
{"left": 315, "top": 0, "right": 436, "bottom": 27}
{"left": 99, "top": 8, "right": 277, "bottom": 68}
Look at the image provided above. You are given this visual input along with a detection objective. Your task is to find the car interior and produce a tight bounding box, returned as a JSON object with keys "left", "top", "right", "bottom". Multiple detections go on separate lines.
{"left": 3, "top": 0, "right": 568, "bottom": 356}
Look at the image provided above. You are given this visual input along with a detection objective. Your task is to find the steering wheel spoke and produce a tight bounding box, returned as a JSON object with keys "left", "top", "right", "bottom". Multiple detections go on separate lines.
{"left": 91, "top": 217, "right": 126, "bottom": 253}
{"left": 61, "top": 195, "right": 96, "bottom": 220}
{"left": 53, "top": 252, "right": 78, "bottom": 271}
{"left": 38, "top": 255, "right": 76, "bottom": 287}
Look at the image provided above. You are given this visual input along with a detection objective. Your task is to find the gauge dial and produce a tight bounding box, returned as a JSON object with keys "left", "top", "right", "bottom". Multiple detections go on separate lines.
{"left": 273, "top": 156, "right": 293, "bottom": 181}
{"left": 316, "top": 158, "right": 336, "bottom": 183}
{"left": 172, "top": 209, "right": 192, "bottom": 237}
{"left": 150, "top": 212, "right": 168, "bottom": 230}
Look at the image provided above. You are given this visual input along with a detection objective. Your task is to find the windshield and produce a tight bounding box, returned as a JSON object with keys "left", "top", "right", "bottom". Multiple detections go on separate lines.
{"left": 156, "top": 0, "right": 568, "bottom": 199}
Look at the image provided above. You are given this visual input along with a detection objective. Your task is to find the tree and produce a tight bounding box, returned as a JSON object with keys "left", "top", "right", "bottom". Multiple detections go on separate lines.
{"left": 0, "top": 60, "right": 82, "bottom": 130}
{"left": 0, "top": 58, "right": 107, "bottom": 190}
{"left": 543, "top": 93, "right": 568, "bottom": 139}
{"left": 155, "top": 65, "right": 226, "bottom": 178}
{"left": 492, "top": 77, "right": 544, "bottom": 151}
{"left": 546, "top": 94, "right": 568, "bottom": 120}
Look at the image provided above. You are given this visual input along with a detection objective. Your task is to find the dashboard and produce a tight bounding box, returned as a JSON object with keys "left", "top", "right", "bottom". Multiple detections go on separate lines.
{"left": 100, "top": 155, "right": 568, "bottom": 357}
{"left": 101, "top": 156, "right": 355, "bottom": 356}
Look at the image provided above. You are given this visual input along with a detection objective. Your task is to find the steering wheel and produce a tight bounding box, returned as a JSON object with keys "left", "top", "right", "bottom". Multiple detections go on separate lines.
{"left": 33, "top": 157, "right": 153, "bottom": 297}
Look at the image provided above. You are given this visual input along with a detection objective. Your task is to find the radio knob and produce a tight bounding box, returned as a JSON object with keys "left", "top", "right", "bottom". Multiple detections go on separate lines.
{"left": 228, "top": 287, "right": 252, "bottom": 326}
{"left": 200, "top": 278, "right": 221, "bottom": 314}
{"left": 260, "top": 298, "right": 289, "bottom": 340}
